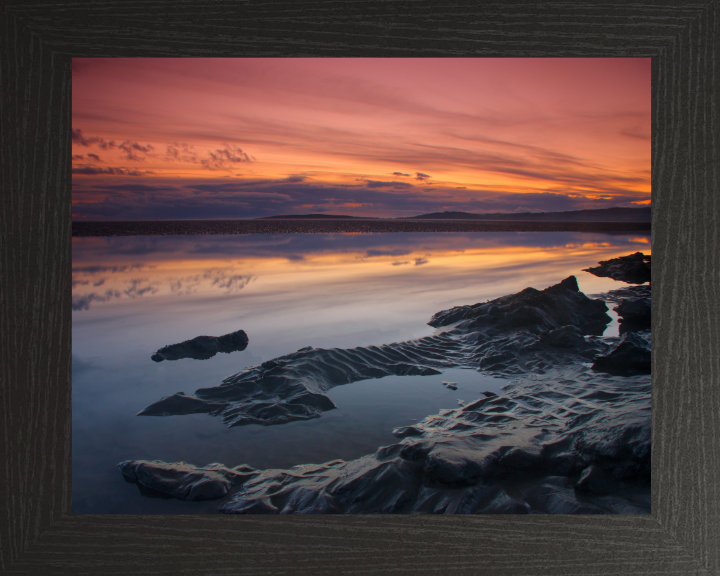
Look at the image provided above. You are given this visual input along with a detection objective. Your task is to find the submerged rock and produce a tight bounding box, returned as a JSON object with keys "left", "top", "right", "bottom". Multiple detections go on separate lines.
{"left": 592, "top": 332, "right": 651, "bottom": 376}
{"left": 138, "top": 276, "right": 612, "bottom": 427}
{"left": 583, "top": 252, "right": 651, "bottom": 284}
{"left": 151, "top": 329, "right": 248, "bottom": 362}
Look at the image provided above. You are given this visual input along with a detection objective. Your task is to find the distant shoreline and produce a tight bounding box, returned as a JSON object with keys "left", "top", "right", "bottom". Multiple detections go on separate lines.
{"left": 72, "top": 219, "right": 651, "bottom": 237}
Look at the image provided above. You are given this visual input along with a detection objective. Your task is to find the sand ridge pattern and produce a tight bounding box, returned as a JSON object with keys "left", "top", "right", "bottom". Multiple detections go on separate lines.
{"left": 138, "top": 276, "right": 614, "bottom": 427}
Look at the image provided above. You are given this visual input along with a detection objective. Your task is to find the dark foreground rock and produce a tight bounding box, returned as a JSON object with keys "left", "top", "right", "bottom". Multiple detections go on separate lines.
{"left": 583, "top": 252, "right": 651, "bottom": 284}
{"left": 139, "top": 276, "right": 612, "bottom": 427}
{"left": 592, "top": 284, "right": 651, "bottom": 334}
{"left": 118, "top": 460, "right": 258, "bottom": 501}
{"left": 615, "top": 299, "right": 651, "bottom": 333}
{"left": 151, "top": 329, "right": 248, "bottom": 362}
{"left": 592, "top": 332, "right": 651, "bottom": 376}
{"left": 121, "top": 365, "right": 650, "bottom": 514}
{"left": 428, "top": 276, "right": 610, "bottom": 335}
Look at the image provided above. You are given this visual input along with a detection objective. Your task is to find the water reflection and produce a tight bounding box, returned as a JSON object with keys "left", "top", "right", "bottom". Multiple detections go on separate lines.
{"left": 72, "top": 231, "right": 650, "bottom": 514}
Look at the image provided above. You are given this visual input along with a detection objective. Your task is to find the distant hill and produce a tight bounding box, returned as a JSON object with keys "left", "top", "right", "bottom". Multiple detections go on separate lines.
{"left": 403, "top": 207, "right": 651, "bottom": 222}
{"left": 258, "top": 207, "right": 651, "bottom": 222}
{"left": 260, "top": 213, "right": 374, "bottom": 219}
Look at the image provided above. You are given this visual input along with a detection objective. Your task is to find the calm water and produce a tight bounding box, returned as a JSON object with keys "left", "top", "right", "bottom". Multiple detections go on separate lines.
{"left": 72, "top": 231, "right": 650, "bottom": 514}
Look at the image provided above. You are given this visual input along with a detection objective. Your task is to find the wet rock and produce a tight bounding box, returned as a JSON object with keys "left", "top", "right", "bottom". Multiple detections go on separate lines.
{"left": 429, "top": 276, "right": 610, "bottom": 336}
{"left": 575, "top": 465, "right": 613, "bottom": 496}
{"left": 596, "top": 285, "right": 651, "bottom": 302}
{"left": 615, "top": 299, "right": 651, "bottom": 333}
{"left": 142, "top": 336, "right": 457, "bottom": 426}
{"left": 591, "top": 284, "right": 651, "bottom": 334}
{"left": 592, "top": 332, "right": 651, "bottom": 376}
{"left": 118, "top": 460, "right": 258, "bottom": 501}
{"left": 583, "top": 252, "right": 651, "bottom": 284}
{"left": 151, "top": 329, "right": 248, "bottom": 362}
{"left": 535, "top": 325, "right": 586, "bottom": 348}
{"left": 392, "top": 425, "right": 424, "bottom": 438}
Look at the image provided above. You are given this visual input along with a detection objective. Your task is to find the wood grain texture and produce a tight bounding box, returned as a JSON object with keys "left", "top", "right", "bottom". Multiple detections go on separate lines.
{"left": 1, "top": 1, "right": 718, "bottom": 574}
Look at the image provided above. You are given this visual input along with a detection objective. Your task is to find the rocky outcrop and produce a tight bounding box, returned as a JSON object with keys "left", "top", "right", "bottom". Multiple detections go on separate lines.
{"left": 592, "top": 332, "right": 651, "bottom": 376}
{"left": 118, "top": 460, "right": 258, "bottom": 501}
{"left": 583, "top": 252, "right": 651, "bottom": 284}
{"left": 615, "top": 299, "right": 651, "bottom": 334}
{"left": 592, "top": 284, "right": 651, "bottom": 335}
{"left": 138, "top": 277, "right": 612, "bottom": 427}
{"left": 151, "top": 329, "right": 248, "bottom": 362}
{"left": 121, "top": 365, "right": 650, "bottom": 514}
{"left": 428, "top": 276, "right": 610, "bottom": 335}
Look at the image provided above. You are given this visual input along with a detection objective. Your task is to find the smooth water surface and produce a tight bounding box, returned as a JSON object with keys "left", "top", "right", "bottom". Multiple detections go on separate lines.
{"left": 72, "top": 231, "right": 650, "bottom": 513}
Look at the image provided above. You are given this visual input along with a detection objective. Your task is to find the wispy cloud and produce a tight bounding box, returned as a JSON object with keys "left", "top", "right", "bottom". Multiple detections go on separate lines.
{"left": 72, "top": 166, "right": 154, "bottom": 176}
{"left": 72, "top": 289, "right": 122, "bottom": 311}
{"left": 165, "top": 143, "right": 198, "bottom": 163}
{"left": 202, "top": 269, "right": 255, "bottom": 293}
{"left": 201, "top": 144, "right": 253, "bottom": 170}
{"left": 118, "top": 140, "right": 155, "bottom": 161}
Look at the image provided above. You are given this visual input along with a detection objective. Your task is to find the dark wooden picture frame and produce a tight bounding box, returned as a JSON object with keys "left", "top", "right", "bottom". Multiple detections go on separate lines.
{"left": 1, "top": 2, "right": 718, "bottom": 574}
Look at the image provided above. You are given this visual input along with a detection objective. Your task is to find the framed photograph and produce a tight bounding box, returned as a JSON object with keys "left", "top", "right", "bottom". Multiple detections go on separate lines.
{"left": 3, "top": 2, "right": 718, "bottom": 574}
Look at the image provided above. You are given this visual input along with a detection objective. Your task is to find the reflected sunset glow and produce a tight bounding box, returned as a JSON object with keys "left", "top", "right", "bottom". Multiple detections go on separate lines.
{"left": 72, "top": 233, "right": 651, "bottom": 338}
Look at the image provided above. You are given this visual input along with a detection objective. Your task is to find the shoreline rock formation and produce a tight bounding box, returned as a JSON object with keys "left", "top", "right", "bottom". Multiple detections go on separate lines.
{"left": 592, "top": 332, "right": 651, "bottom": 376}
{"left": 151, "top": 329, "right": 248, "bottom": 362}
{"left": 592, "top": 284, "right": 651, "bottom": 335}
{"left": 121, "top": 255, "right": 652, "bottom": 514}
{"left": 120, "top": 364, "right": 650, "bottom": 514}
{"left": 583, "top": 252, "right": 651, "bottom": 284}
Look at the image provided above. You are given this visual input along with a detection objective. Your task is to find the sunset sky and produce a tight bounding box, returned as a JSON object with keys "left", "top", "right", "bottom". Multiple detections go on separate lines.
{"left": 72, "top": 58, "right": 651, "bottom": 220}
